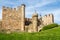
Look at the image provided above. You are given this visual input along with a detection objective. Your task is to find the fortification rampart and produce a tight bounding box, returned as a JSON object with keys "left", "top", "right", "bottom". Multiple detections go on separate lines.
{"left": 0, "top": 4, "right": 54, "bottom": 33}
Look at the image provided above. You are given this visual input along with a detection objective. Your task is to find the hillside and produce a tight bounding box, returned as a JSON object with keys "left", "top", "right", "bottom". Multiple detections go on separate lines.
{"left": 0, "top": 26, "right": 60, "bottom": 40}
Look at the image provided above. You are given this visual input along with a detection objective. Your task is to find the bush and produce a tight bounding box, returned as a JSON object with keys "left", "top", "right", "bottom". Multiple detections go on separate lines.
{"left": 41, "top": 23, "right": 58, "bottom": 31}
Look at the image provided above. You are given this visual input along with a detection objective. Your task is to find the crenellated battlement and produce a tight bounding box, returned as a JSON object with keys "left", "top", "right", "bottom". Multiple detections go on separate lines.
{"left": 1, "top": 4, "right": 54, "bottom": 33}
{"left": 2, "top": 7, "right": 17, "bottom": 12}
{"left": 42, "top": 14, "right": 54, "bottom": 25}
{"left": 2, "top": 4, "right": 25, "bottom": 13}
{"left": 2, "top": 6, "right": 12, "bottom": 10}
{"left": 44, "top": 14, "right": 53, "bottom": 17}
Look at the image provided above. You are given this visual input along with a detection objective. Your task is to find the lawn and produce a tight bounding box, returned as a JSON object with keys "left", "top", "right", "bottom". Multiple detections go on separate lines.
{"left": 0, "top": 26, "right": 60, "bottom": 40}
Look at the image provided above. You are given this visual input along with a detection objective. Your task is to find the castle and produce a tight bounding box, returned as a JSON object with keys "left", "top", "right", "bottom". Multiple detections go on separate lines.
{"left": 1, "top": 4, "right": 54, "bottom": 33}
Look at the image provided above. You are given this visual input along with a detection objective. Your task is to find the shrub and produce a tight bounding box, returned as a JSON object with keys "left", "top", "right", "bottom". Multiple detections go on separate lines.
{"left": 41, "top": 23, "right": 58, "bottom": 31}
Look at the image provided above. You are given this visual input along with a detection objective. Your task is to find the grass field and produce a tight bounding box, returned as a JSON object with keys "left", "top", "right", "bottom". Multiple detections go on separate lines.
{"left": 0, "top": 26, "right": 60, "bottom": 40}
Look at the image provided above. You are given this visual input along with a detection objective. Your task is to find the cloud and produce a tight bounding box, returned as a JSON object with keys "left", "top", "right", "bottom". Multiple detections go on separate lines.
{"left": 0, "top": 0, "right": 60, "bottom": 24}
{"left": 25, "top": 0, "right": 60, "bottom": 24}
{"left": 25, "top": 0, "right": 57, "bottom": 18}
{"left": 26, "top": 6, "right": 60, "bottom": 24}
{"left": 38, "top": 9, "right": 60, "bottom": 24}
{"left": 26, "top": 0, "right": 56, "bottom": 9}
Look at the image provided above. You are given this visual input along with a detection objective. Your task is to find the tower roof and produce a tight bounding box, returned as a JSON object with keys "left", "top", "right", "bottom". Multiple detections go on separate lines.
{"left": 32, "top": 10, "right": 38, "bottom": 17}
{"left": 21, "top": 4, "right": 25, "bottom": 7}
{"left": 32, "top": 13, "right": 38, "bottom": 17}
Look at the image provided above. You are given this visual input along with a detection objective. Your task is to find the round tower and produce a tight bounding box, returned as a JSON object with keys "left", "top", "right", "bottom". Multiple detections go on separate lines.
{"left": 20, "top": 4, "right": 25, "bottom": 32}
{"left": 32, "top": 13, "right": 38, "bottom": 32}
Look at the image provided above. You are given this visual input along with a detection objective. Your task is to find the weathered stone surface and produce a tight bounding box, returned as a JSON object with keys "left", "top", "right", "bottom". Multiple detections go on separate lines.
{"left": 1, "top": 4, "right": 54, "bottom": 33}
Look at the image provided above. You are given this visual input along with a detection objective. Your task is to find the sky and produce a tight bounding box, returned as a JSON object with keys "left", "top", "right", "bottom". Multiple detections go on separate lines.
{"left": 0, "top": 0, "right": 60, "bottom": 24}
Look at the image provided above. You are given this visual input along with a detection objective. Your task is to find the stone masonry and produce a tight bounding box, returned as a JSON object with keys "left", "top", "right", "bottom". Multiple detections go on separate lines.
{"left": 1, "top": 4, "right": 54, "bottom": 33}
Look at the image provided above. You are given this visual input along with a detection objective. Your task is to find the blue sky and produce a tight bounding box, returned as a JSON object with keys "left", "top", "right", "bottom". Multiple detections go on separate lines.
{"left": 0, "top": 0, "right": 60, "bottom": 24}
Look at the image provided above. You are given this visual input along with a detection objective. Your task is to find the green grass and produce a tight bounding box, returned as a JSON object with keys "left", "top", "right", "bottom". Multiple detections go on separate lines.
{"left": 41, "top": 23, "right": 58, "bottom": 31}
{"left": 0, "top": 26, "right": 60, "bottom": 40}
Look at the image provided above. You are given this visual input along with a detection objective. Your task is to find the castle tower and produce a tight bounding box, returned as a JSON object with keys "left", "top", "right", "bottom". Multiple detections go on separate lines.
{"left": 2, "top": 6, "right": 12, "bottom": 32}
{"left": 20, "top": 4, "right": 25, "bottom": 32}
{"left": 32, "top": 13, "right": 38, "bottom": 32}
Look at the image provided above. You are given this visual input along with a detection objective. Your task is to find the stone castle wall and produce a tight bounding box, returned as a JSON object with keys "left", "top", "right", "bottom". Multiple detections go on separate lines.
{"left": 2, "top": 4, "right": 25, "bottom": 32}
{"left": 1, "top": 4, "right": 54, "bottom": 33}
{"left": 42, "top": 14, "right": 54, "bottom": 26}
